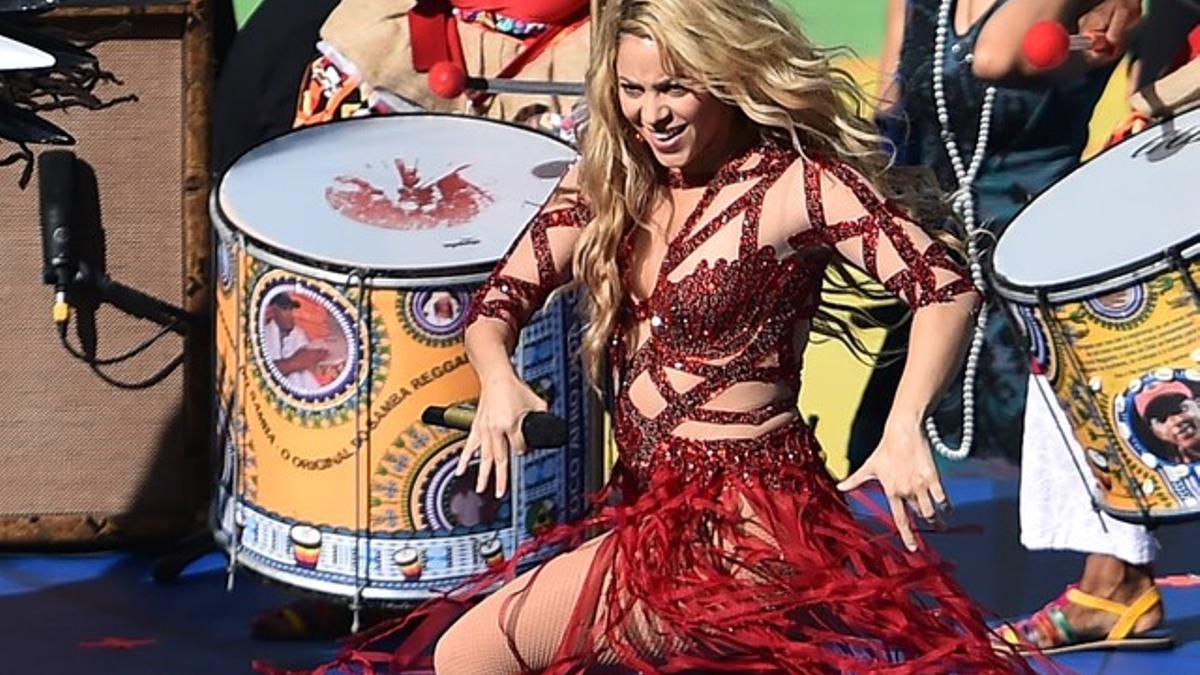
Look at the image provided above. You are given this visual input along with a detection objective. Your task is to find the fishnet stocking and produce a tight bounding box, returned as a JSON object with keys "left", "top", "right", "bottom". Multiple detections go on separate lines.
{"left": 433, "top": 533, "right": 667, "bottom": 674}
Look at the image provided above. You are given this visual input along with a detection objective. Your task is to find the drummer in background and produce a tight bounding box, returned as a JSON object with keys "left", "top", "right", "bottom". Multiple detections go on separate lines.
{"left": 869, "top": 0, "right": 1172, "bottom": 654}
{"left": 293, "top": 0, "right": 590, "bottom": 133}
{"left": 261, "top": 293, "right": 328, "bottom": 391}
{"left": 1011, "top": 0, "right": 1200, "bottom": 652}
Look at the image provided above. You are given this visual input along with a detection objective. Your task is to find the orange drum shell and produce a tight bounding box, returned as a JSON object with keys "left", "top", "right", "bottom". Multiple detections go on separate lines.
{"left": 212, "top": 225, "right": 595, "bottom": 600}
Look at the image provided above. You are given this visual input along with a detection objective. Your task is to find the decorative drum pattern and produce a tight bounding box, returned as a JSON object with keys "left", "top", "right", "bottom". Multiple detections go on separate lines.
{"left": 992, "top": 107, "right": 1200, "bottom": 523}
{"left": 211, "top": 114, "right": 595, "bottom": 600}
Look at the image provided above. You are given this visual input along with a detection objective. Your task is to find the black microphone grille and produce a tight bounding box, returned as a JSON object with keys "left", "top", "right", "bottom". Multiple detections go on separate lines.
{"left": 38, "top": 151, "right": 77, "bottom": 283}
{"left": 38, "top": 150, "right": 77, "bottom": 217}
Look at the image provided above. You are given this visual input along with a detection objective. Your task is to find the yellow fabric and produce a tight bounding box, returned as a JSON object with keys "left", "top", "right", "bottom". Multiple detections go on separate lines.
{"left": 1064, "top": 587, "right": 1133, "bottom": 616}
{"left": 1107, "top": 587, "right": 1163, "bottom": 641}
{"left": 1065, "top": 585, "right": 1162, "bottom": 640}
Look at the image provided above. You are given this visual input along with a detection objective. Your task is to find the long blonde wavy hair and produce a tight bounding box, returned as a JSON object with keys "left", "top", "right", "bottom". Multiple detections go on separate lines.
{"left": 571, "top": 0, "right": 933, "bottom": 384}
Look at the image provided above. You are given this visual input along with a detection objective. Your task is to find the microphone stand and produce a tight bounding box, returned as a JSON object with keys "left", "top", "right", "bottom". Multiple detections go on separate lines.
{"left": 89, "top": 267, "right": 192, "bottom": 335}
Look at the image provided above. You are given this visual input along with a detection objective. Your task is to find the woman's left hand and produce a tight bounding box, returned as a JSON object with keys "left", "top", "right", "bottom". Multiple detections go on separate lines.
{"left": 837, "top": 421, "right": 950, "bottom": 552}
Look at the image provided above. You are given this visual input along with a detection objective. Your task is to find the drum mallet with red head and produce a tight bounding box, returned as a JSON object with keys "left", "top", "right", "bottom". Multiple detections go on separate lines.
{"left": 427, "top": 61, "right": 585, "bottom": 98}
{"left": 1022, "top": 20, "right": 1114, "bottom": 70}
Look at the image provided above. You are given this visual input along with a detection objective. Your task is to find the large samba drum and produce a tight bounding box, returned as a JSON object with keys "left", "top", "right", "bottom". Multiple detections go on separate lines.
{"left": 991, "top": 107, "right": 1200, "bottom": 524}
{"left": 210, "top": 114, "right": 597, "bottom": 602}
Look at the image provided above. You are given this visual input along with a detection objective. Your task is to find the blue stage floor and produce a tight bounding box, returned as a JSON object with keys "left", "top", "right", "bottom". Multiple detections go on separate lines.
{"left": 1, "top": 471, "right": 1196, "bottom": 674}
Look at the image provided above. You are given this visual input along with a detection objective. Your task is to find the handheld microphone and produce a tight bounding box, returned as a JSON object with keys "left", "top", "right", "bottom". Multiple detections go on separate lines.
{"left": 422, "top": 405, "right": 569, "bottom": 449}
{"left": 1022, "top": 21, "right": 1113, "bottom": 70}
{"left": 38, "top": 150, "right": 76, "bottom": 324}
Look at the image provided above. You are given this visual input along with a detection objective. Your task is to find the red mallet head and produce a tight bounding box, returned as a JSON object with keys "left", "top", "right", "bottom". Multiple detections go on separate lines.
{"left": 1022, "top": 20, "right": 1071, "bottom": 70}
{"left": 428, "top": 61, "right": 468, "bottom": 99}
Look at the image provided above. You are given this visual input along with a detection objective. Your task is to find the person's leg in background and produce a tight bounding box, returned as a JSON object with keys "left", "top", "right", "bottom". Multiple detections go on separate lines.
{"left": 1009, "top": 375, "right": 1169, "bottom": 652}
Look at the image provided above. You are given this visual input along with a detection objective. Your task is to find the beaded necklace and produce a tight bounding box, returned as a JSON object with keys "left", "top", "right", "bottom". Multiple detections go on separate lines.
{"left": 924, "top": 0, "right": 996, "bottom": 460}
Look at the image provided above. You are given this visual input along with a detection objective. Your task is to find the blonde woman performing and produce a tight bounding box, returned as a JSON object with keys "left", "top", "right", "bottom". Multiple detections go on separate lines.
{"left": 335, "top": 0, "right": 1037, "bottom": 671}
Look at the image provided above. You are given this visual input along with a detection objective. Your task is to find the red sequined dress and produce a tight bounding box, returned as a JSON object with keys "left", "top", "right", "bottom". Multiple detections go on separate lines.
{"left": 327, "top": 141, "right": 1032, "bottom": 673}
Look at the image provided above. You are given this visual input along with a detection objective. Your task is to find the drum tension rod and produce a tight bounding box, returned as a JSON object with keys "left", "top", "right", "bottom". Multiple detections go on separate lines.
{"left": 1037, "top": 290, "right": 1155, "bottom": 525}
{"left": 1166, "top": 246, "right": 1200, "bottom": 307}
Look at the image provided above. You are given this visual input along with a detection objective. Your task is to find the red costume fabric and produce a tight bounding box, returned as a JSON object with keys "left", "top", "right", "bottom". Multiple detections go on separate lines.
{"left": 408, "top": 0, "right": 588, "bottom": 73}
{"left": 281, "top": 140, "right": 1034, "bottom": 674}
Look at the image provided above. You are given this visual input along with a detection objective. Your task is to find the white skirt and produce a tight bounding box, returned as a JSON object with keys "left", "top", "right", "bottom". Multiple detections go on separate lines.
{"left": 1019, "top": 374, "right": 1158, "bottom": 564}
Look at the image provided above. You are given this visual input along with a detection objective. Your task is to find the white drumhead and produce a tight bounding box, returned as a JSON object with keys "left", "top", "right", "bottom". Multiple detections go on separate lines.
{"left": 992, "top": 107, "right": 1200, "bottom": 292}
{"left": 216, "top": 114, "right": 577, "bottom": 275}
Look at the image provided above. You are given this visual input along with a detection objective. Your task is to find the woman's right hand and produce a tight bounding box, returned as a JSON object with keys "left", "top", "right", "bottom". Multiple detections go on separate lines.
{"left": 454, "top": 370, "right": 548, "bottom": 498}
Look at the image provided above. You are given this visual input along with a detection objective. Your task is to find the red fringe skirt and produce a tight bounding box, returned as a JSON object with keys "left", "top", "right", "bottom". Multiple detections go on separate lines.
{"left": 259, "top": 423, "right": 1036, "bottom": 674}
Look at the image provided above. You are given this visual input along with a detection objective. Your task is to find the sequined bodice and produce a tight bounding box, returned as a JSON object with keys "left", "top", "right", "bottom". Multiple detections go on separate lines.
{"left": 625, "top": 245, "right": 816, "bottom": 358}
{"left": 609, "top": 147, "right": 822, "bottom": 468}
{"left": 466, "top": 142, "right": 975, "bottom": 482}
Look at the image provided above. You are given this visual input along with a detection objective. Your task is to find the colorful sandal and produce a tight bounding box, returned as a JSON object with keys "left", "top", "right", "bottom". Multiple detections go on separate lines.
{"left": 1000, "top": 585, "right": 1174, "bottom": 655}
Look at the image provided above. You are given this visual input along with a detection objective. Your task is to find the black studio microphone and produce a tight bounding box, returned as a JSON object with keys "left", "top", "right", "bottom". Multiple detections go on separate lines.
{"left": 39, "top": 150, "right": 76, "bottom": 324}
{"left": 422, "top": 405, "right": 569, "bottom": 449}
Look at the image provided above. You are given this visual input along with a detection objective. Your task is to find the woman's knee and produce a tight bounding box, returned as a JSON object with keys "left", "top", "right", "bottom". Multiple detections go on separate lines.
{"left": 432, "top": 608, "right": 517, "bottom": 675}
{"left": 431, "top": 620, "right": 471, "bottom": 674}
{"left": 432, "top": 624, "right": 463, "bottom": 667}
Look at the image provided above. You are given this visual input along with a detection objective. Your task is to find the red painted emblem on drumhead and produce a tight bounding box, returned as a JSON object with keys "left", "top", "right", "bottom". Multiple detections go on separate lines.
{"left": 326, "top": 159, "right": 493, "bottom": 229}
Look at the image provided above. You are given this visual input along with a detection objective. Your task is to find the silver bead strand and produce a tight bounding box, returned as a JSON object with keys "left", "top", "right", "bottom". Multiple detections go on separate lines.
{"left": 925, "top": 0, "right": 995, "bottom": 460}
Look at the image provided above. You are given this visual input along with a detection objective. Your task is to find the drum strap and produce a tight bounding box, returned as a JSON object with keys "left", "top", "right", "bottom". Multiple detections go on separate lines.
{"left": 480, "top": 16, "right": 588, "bottom": 89}
{"left": 409, "top": 0, "right": 588, "bottom": 73}
{"left": 410, "top": 0, "right": 467, "bottom": 72}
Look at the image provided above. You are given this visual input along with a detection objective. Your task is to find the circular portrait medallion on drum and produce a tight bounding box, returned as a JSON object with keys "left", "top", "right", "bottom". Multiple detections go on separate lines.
{"left": 399, "top": 287, "right": 473, "bottom": 347}
{"left": 248, "top": 269, "right": 387, "bottom": 418}
{"left": 387, "top": 422, "right": 512, "bottom": 534}
{"left": 1083, "top": 283, "right": 1156, "bottom": 329}
{"left": 1116, "top": 370, "right": 1200, "bottom": 471}
{"left": 1012, "top": 305, "right": 1057, "bottom": 381}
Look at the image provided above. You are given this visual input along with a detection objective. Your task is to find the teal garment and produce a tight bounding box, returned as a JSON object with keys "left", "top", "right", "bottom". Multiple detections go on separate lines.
{"left": 895, "top": 0, "right": 1113, "bottom": 226}
{"left": 852, "top": 0, "right": 1115, "bottom": 464}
